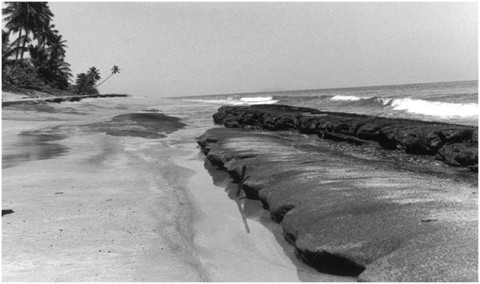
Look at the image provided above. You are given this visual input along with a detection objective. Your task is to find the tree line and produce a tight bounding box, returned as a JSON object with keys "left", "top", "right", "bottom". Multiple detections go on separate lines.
{"left": 2, "top": 2, "right": 119, "bottom": 94}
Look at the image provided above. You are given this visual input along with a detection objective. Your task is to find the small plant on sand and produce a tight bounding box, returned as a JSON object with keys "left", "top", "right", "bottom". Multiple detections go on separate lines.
{"left": 236, "top": 165, "right": 250, "bottom": 198}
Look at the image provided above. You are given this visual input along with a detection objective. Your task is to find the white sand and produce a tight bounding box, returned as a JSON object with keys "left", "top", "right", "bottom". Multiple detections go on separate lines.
{"left": 2, "top": 99, "right": 348, "bottom": 281}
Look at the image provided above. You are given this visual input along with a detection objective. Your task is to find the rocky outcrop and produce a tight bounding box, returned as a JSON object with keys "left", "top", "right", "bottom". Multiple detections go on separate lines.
{"left": 197, "top": 127, "right": 478, "bottom": 281}
{"left": 212, "top": 105, "right": 478, "bottom": 169}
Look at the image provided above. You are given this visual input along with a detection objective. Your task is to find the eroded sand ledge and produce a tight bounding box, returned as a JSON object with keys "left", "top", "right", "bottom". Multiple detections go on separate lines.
{"left": 197, "top": 105, "right": 478, "bottom": 281}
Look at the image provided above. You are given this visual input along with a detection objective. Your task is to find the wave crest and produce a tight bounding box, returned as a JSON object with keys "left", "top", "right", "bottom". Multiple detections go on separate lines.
{"left": 185, "top": 96, "right": 278, "bottom": 105}
{"left": 385, "top": 98, "right": 478, "bottom": 118}
{"left": 330, "top": 95, "right": 366, "bottom": 101}
{"left": 329, "top": 95, "right": 477, "bottom": 118}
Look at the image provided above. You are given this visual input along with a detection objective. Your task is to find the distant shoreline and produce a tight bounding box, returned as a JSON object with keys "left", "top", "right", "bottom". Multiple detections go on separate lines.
{"left": 2, "top": 92, "right": 129, "bottom": 107}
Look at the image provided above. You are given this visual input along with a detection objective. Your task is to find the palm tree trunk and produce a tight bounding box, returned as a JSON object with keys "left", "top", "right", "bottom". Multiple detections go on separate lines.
{"left": 20, "top": 29, "right": 27, "bottom": 59}
{"left": 15, "top": 29, "right": 22, "bottom": 60}
{"left": 95, "top": 73, "right": 113, "bottom": 87}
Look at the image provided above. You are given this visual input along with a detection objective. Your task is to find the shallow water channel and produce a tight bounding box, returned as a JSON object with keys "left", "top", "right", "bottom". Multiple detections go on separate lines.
{"left": 172, "top": 142, "right": 353, "bottom": 282}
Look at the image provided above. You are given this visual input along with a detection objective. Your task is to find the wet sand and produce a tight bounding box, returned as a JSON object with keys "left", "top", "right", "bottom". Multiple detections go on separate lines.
{"left": 172, "top": 142, "right": 352, "bottom": 281}
{"left": 2, "top": 98, "right": 347, "bottom": 281}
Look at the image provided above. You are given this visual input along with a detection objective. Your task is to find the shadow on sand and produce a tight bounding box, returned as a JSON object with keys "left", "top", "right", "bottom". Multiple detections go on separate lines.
{"left": 200, "top": 153, "right": 354, "bottom": 282}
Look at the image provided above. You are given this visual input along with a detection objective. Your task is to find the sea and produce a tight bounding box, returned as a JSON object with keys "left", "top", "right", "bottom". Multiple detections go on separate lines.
{"left": 180, "top": 80, "right": 478, "bottom": 126}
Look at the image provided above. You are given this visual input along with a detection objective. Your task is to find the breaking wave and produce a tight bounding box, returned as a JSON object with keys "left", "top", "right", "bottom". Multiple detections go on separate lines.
{"left": 329, "top": 95, "right": 477, "bottom": 118}
{"left": 330, "top": 95, "right": 367, "bottom": 101}
{"left": 384, "top": 97, "right": 478, "bottom": 118}
{"left": 185, "top": 96, "right": 278, "bottom": 105}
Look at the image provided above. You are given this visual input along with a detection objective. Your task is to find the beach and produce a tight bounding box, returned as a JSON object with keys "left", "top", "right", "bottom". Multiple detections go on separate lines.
{"left": 2, "top": 96, "right": 351, "bottom": 281}
{"left": 2, "top": 1, "right": 476, "bottom": 281}
{"left": 2, "top": 80, "right": 478, "bottom": 281}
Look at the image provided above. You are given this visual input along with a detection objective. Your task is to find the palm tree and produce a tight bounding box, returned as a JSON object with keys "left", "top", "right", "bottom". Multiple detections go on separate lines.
{"left": 75, "top": 71, "right": 98, "bottom": 94}
{"left": 2, "top": 2, "right": 53, "bottom": 59}
{"left": 27, "top": 43, "right": 49, "bottom": 69}
{"left": 2, "top": 30, "right": 16, "bottom": 68}
{"left": 95, "top": 65, "right": 120, "bottom": 87}
{"left": 37, "top": 23, "right": 58, "bottom": 49}
{"left": 28, "top": 42, "right": 71, "bottom": 88}
{"left": 75, "top": 73, "right": 88, "bottom": 92}
{"left": 49, "top": 59, "right": 72, "bottom": 89}
{"left": 47, "top": 33, "right": 67, "bottom": 59}
{"left": 87, "top": 66, "right": 101, "bottom": 84}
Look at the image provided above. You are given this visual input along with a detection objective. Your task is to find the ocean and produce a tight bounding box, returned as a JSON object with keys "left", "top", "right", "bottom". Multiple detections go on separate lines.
{"left": 180, "top": 80, "right": 478, "bottom": 126}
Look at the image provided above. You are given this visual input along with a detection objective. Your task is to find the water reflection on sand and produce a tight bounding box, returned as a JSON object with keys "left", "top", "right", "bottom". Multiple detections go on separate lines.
{"left": 2, "top": 132, "right": 68, "bottom": 169}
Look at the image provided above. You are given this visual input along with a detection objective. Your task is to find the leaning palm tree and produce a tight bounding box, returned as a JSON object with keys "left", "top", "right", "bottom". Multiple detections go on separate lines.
{"left": 95, "top": 65, "right": 120, "bottom": 87}
{"left": 3, "top": 2, "right": 53, "bottom": 59}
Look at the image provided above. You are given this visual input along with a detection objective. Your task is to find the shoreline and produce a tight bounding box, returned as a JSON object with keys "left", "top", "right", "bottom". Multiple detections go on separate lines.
{"left": 3, "top": 96, "right": 477, "bottom": 281}
{"left": 3, "top": 98, "right": 350, "bottom": 281}
{"left": 171, "top": 142, "right": 352, "bottom": 281}
{"left": 2, "top": 92, "right": 129, "bottom": 107}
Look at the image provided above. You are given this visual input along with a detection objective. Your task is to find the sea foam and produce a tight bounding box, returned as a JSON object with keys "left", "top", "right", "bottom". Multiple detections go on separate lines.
{"left": 186, "top": 96, "right": 278, "bottom": 105}
{"left": 330, "top": 95, "right": 366, "bottom": 101}
{"left": 329, "top": 94, "right": 478, "bottom": 118}
{"left": 385, "top": 97, "right": 478, "bottom": 118}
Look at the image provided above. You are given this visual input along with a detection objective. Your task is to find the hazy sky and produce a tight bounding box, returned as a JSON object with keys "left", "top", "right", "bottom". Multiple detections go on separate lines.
{"left": 48, "top": 2, "right": 477, "bottom": 97}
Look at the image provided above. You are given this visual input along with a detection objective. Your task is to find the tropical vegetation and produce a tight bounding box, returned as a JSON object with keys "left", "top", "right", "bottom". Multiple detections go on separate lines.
{"left": 96, "top": 65, "right": 120, "bottom": 88}
{"left": 2, "top": 2, "right": 120, "bottom": 95}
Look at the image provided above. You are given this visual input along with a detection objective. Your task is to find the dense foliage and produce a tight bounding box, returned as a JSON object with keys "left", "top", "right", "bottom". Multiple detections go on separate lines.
{"left": 2, "top": 2, "right": 72, "bottom": 90}
{"left": 2, "top": 2, "right": 120, "bottom": 95}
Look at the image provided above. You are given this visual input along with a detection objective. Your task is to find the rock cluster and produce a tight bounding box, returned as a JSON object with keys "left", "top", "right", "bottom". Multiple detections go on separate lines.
{"left": 197, "top": 127, "right": 478, "bottom": 281}
{"left": 213, "top": 105, "right": 478, "bottom": 170}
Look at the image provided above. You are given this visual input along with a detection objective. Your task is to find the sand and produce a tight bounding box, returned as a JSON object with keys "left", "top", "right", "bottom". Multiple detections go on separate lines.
{"left": 2, "top": 98, "right": 348, "bottom": 281}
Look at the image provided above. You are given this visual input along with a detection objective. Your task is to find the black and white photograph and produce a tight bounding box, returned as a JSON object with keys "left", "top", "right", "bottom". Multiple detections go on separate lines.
{"left": 2, "top": 1, "right": 478, "bottom": 282}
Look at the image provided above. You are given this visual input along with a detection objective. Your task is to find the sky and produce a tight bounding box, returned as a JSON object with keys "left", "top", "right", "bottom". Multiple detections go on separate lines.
{"left": 47, "top": 2, "right": 477, "bottom": 97}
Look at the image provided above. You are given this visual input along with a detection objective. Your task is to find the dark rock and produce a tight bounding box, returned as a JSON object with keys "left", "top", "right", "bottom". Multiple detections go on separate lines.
{"left": 377, "top": 125, "right": 444, "bottom": 154}
{"left": 295, "top": 247, "right": 366, "bottom": 276}
{"left": 472, "top": 129, "right": 478, "bottom": 143}
{"left": 212, "top": 104, "right": 477, "bottom": 168}
{"left": 321, "top": 132, "right": 367, "bottom": 145}
{"left": 436, "top": 143, "right": 478, "bottom": 167}
{"left": 356, "top": 122, "right": 385, "bottom": 141}
{"left": 297, "top": 116, "right": 323, "bottom": 134}
{"left": 437, "top": 128, "right": 474, "bottom": 143}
